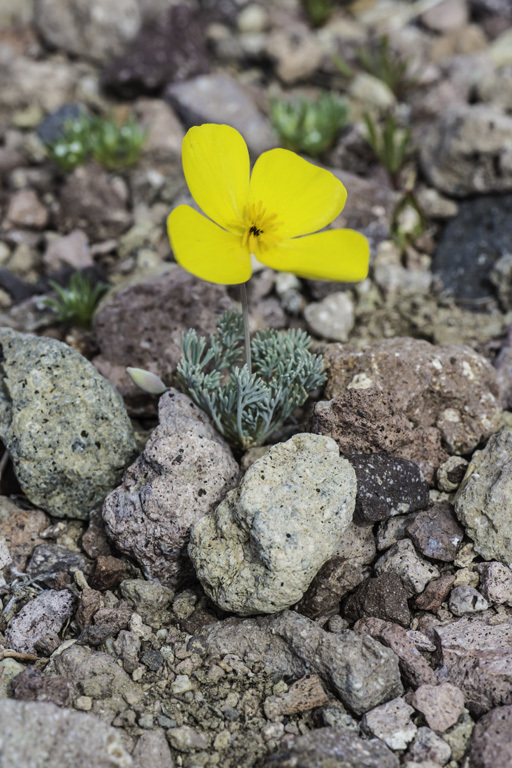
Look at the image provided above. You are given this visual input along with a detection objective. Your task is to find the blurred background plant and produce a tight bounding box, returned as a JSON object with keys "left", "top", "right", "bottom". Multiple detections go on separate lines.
{"left": 333, "top": 35, "right": 415, "bottom": 101}
{"left": 362, "top": 112, "right": 412, "bottom": 188}
{"left": 42, "top": 271, "right": 109, "bottom": 329}
{"left": 44, "top": 112, "right": 147, "bottom": 173}
{"left": 301, "top": 0, "right": 333, "bottom": 27}
{"left": 270, "top": 92, "right": 349, "bottom": 158}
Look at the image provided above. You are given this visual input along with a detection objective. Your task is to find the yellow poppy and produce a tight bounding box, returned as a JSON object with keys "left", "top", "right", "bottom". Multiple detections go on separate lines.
{"left": 167, "top": 123, "right": 369, "bottom": 285}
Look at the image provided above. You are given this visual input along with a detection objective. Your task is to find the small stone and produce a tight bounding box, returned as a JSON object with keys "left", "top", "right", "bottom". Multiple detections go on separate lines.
{"left": 414, "top": 573, "right": 455, "bottom": 612}
{"left": 113, "top": 630, "right": 141, "bottom": 675}
{"left": 43, "top": 230, "right": 92, "bottom": 272}
{"left": 132, "top": 731, "right": 174, "bottom": 768}
{"left": 436, "top": 455, "right": 469, "bottom": 492}
{"left": 421, "top": 0, "right": 468, "bottom": 32}
{"left": 11, "top": 667, "right": 72, "bottom": 707}
{"left": 89, "top": 555, "right": 127, "bottom": 592}
{"left": 477, "top": 561, "right": 512, "bottom": 606}
{"left": 406, "top": 502, "right": 464, "bottom": 562}
{"left": 362, "top": 697, "right": 417, "bottom": 751}
{"left": 26, "top": 543, "right": 92, "bottom": 587}
{"left": 6, "top": 590, "right": 75, "bottom": 654}
{"left": 304, "top": 291, "right": 355, "bottom": 342}
{"left": 343, "top": 572, "right": 411, "bottom": 627}
{"left": 375, "top": 540, "right": 440, "bottom": 596}
{"left": 407, "top": 726, "right": 452, "bottom": 765}
{"left": 266, "top": 24, "right": 323, "bottom": 85}
{"left": 171, "top": 674, "right": 193, "bottom": 694}
{"left": 264, "top": 675, "right": 330, "bottom": 717}
{"left": 448, "top": 585, "right": 488, "bottom": 616}
{"left": 348, "top": 73, "right": 396, "bottom": 111}
{"left": 167, "top": 725, "right": 209, "bottom": 752}
{"left": 411, "top": 683, "right": 465, "bottom": 733}
{"left": 467, "top": 704, "right": 512, "bottom": 768}
{"left": 74, "top": 695, "right": 93, "bottom": 711}
{"left": 6, "top": 189, "right": 48, "bottom": 229}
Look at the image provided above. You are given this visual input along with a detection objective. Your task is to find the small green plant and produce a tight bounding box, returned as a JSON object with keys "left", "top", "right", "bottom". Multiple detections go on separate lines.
{"left": 301, "top": 0, "right": 333, "bottom": 27}
{"left": 42, "top": 271, "right": 109, "bottom": 329}
{"left": 362, "top": 112, "right": 411, "bottom": 188}
{"left": 44, "top": 113, "right": 147, "bottom": 173}
{"left": 45, "top": 113, "right": 92, "bottom": 173}
{"left": 357, "top": 36, "right": 414, "bottom": 100}
{"left": 89, "top": 116, "right": 148, "bottom": 171}
{"left": 173, "top": 310, "right": 326, "bottom": 450}
{"left": 270, "top": 92, "right": 349, "bottom": 157}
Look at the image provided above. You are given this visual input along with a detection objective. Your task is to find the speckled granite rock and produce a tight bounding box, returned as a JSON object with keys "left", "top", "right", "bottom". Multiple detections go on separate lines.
{"left": 263, "top": 726, "right": 399, "bottom": 768}
{"left": 188, "top": 434, "right": 356, "bottom": 615}
{"left": 199, "top": 610, "right": 403, "bottom": 715}
{"left": 103, "top": 391, "right": 239, "bottom": 587}
{"left": 0, "top": 699, "right": 132, "bottom": 767}
{"left": 0, "top": 329, "right": 137, "bottom": 519}
{"left": 455, "top": 431, "right": 512, "bottom": 567}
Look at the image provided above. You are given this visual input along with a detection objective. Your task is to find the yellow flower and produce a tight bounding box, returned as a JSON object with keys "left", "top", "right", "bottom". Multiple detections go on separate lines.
{"left": 167, "top": 123, "right": 369, "bottom": 285}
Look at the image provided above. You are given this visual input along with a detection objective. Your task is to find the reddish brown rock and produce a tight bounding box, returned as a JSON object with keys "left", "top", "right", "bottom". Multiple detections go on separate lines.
{"left": 76, "top": 588, "right": 102, "bottom": 632}
{"left": 406, "top": 502, "right": 464, "bottom": 562}
{"left": 81, "top": 509, "right": 112, "bottom": 560}
{"left": 434, "top": 617, "right": 512, "bottom": 714}
{"left": 11, "top": 667, "right": 72, "bottom": 707}
{"left": 264, "top": 675, "right": 330, "bottom": 718}
{"left": 468, "top": 705, "right": 512, "bottom": 768}
{"left": 411, "top": 682, "right": 465, "bottom": 732}
{"left": 356, "top": 617, "right": 438, "bottom": 687}
{"left": 322, "top": 338, "right": 501, "bottom": 481}
{"left": 414, "top": 573, "right": 455, "bottom": 612}
{"left": 93, "top": 267, "right": 233, "bottom": 415}
{"left": 298, "top": 557, "right": 369, "bottom": 619}
{"left": 89, "top": 555, "right": 127, "bottom": 592}
{"left": 342, "top": 573, "right": 411, "bottom": 628}
{"left": 56, "top": 162, "right": 132, "bottom": 241}
{"left": 0, "top": 498, "right": 48, "bottom": 571}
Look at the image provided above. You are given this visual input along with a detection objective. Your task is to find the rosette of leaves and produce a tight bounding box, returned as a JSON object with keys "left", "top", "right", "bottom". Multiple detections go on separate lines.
{"left": 174, "top": 310, "right": 326, "bottom": 449}
{"left": 270, "top": 93, "right": 349, "bottom": 158}
{"left": 42, "top": 271, "right": 109, "bottom": 329}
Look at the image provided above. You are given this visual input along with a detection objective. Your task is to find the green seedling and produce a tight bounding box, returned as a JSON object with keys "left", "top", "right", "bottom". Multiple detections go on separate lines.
{"left": 301, "top": 0, "right": 333, "bottom": 27}
{"left": 44, "top": 114, "right": 92, "bottom": 173}
{"left": 271, "top": 92, "right": 349, "bottom": 157}
{"left": 42, "top": 271, "right": 109, "bottom": 330}
{"left": 363, "top": 112, "right": 411, "bottom": 188}
{"left": 357, "top": 36, "right": 414, "bottom": 100}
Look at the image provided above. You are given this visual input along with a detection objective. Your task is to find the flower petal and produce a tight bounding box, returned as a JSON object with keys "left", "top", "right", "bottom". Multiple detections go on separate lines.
{"left": 247, "top": 149, "right": 347, "bottom": 239}
{"left": 257, "top": 229, "right": 370, "bottom": 281}
{"left": 167, "top": 205, "right": 252, "bottom": 285}
{"left": 182, "top": 124, "right": 250, "bottom": 231}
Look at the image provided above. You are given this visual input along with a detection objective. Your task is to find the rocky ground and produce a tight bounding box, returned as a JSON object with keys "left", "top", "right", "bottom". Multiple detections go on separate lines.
{"left": 1, "top": 0, "right": 512, "bottom": 766}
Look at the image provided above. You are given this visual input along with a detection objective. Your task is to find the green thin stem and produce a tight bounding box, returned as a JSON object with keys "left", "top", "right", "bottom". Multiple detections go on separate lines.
{"left": 240, "top": 281, "right": 252, "bottom": 375}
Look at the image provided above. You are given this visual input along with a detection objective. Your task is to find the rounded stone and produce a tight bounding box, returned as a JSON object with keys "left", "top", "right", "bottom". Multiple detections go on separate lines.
{"left": 189, "top": 434, "right": 357, "bottom": 615}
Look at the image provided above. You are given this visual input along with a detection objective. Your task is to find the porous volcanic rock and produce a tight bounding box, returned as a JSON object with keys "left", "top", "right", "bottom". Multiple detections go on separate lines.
{"left": 455, "top": 430, "right": 512, "bottom": 567}
{"left": 322, "top": 338, "right": 501, "bottom": 482}
{"left": 0, "top": 329, "right": 137, "bottom": 519}
{"left": 6, "top": 589, "right": 75, "bottom": 654}
{"left": 188, "top": 434, "right": 356, "bottom": 615}
{"left": 103, "top": 391, "right": 239, "bottom": 587}
{"left": 467, "top": 705, "right": 512, "bottom": 768}
{"left": 93, "top": 266, "right": 233, "bottom": 415}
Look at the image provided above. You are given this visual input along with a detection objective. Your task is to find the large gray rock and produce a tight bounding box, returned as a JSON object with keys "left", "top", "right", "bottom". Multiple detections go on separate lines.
{"left": 0, "top": 330, "right": 137, "bottom": 519}
{"left": 0, "top": 699, "right": 132, "bottom": 767}
{"left": 198, "top": 611, "right": 403, "bottom": 715}
{"left": 103, "top": 392, "right": 239, "bottom": 587}
{"left": 188, "top": 434, "right": 356, "bottom": 615}
{"left": 420, "top": 104, "right": 512, "bottom": 196}
{"left": 467, "top": 705, "right": 512, "bottom": 768}
{"left": 455, "top": 430, "right": 512, "bottom": 567}
{"left": 263, "top": 726, "right": 399, "bottom": 768}
{"left": 35, "top": 0, "right": 141, "bottom": 64}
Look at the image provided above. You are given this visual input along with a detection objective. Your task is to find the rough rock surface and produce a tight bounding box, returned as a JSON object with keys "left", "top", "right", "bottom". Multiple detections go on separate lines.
{"left": 406, "top": 502, "right": 464, "bottom": 562}
{"left": 304, "top": 291, "right": 355, "bottom": 342}
{"left": 56, "top": 163, "right": 132, "bottom": 241}
{"left": 455, "top": 431, "right": 512, "bottom": 567}
{"left": 343, "top": 572, "right": 411, "bottom": 627}
{"left": 6, "top": 589, "right": 75, "bottom": 653}
{"left": 0, "top": 497, "right": 48, "bottom": 570}
{"left": 103, "top": 391, "right": 239, "bottom": 587}
{"left": 434, "top": 617, "right": 512, "bottom": 714}
{"left": 0, "top": 329, "right": 136, "bottom": 519}
{"left": 467, "top": 705, "right": 512, "bottom": 768}
{"left": 411, "top": 683, "right": 465, "bottom": 733}
{"left": 0, "top": 699, "right": 132, "bottom": 767}
{"left": 93, "top": 267, "right": 233, "bottom": 415}
{"left": 263, "top": 726, "right": 399, "bottom": 768}
{"left": 199, "top": 610, "right": 403, "bottom": 715}
{"left": 361, "top": 697, "right": 417, "bottom": 750}
{"left": 189, "top": 434, "right": 356, "bottom": 615}
{"left": 35, "top": 0, "right": 141, "bottom": 64}
{"left": 101, "top": 4, "right": 209, "bottom": 98}
{"left": 375, "top": 539, "right": 440, "bottom": 596}
{"left": 477, "top": 561, "right": 512, "bottom": 605}
{"left": 348, "top": 453, "right": 429, "bottom": 524}
{"left": 166, "top": 74, "right": 277, "bottom": 156}
{"left": 323, "top": 338, "right": 501, "bottom": 481}
{"left": 420, "top": 105, "right": 512, "bottom": 196}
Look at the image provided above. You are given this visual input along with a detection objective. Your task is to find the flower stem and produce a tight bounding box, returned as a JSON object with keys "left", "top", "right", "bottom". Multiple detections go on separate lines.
{"left": 240, "top": 281, "right": 252, "bottom": 375}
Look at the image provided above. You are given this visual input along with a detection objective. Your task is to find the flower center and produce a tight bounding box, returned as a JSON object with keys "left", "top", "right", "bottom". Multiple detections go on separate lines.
{"left": 240, "top": 201, "right": 283, "bottom": 255}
